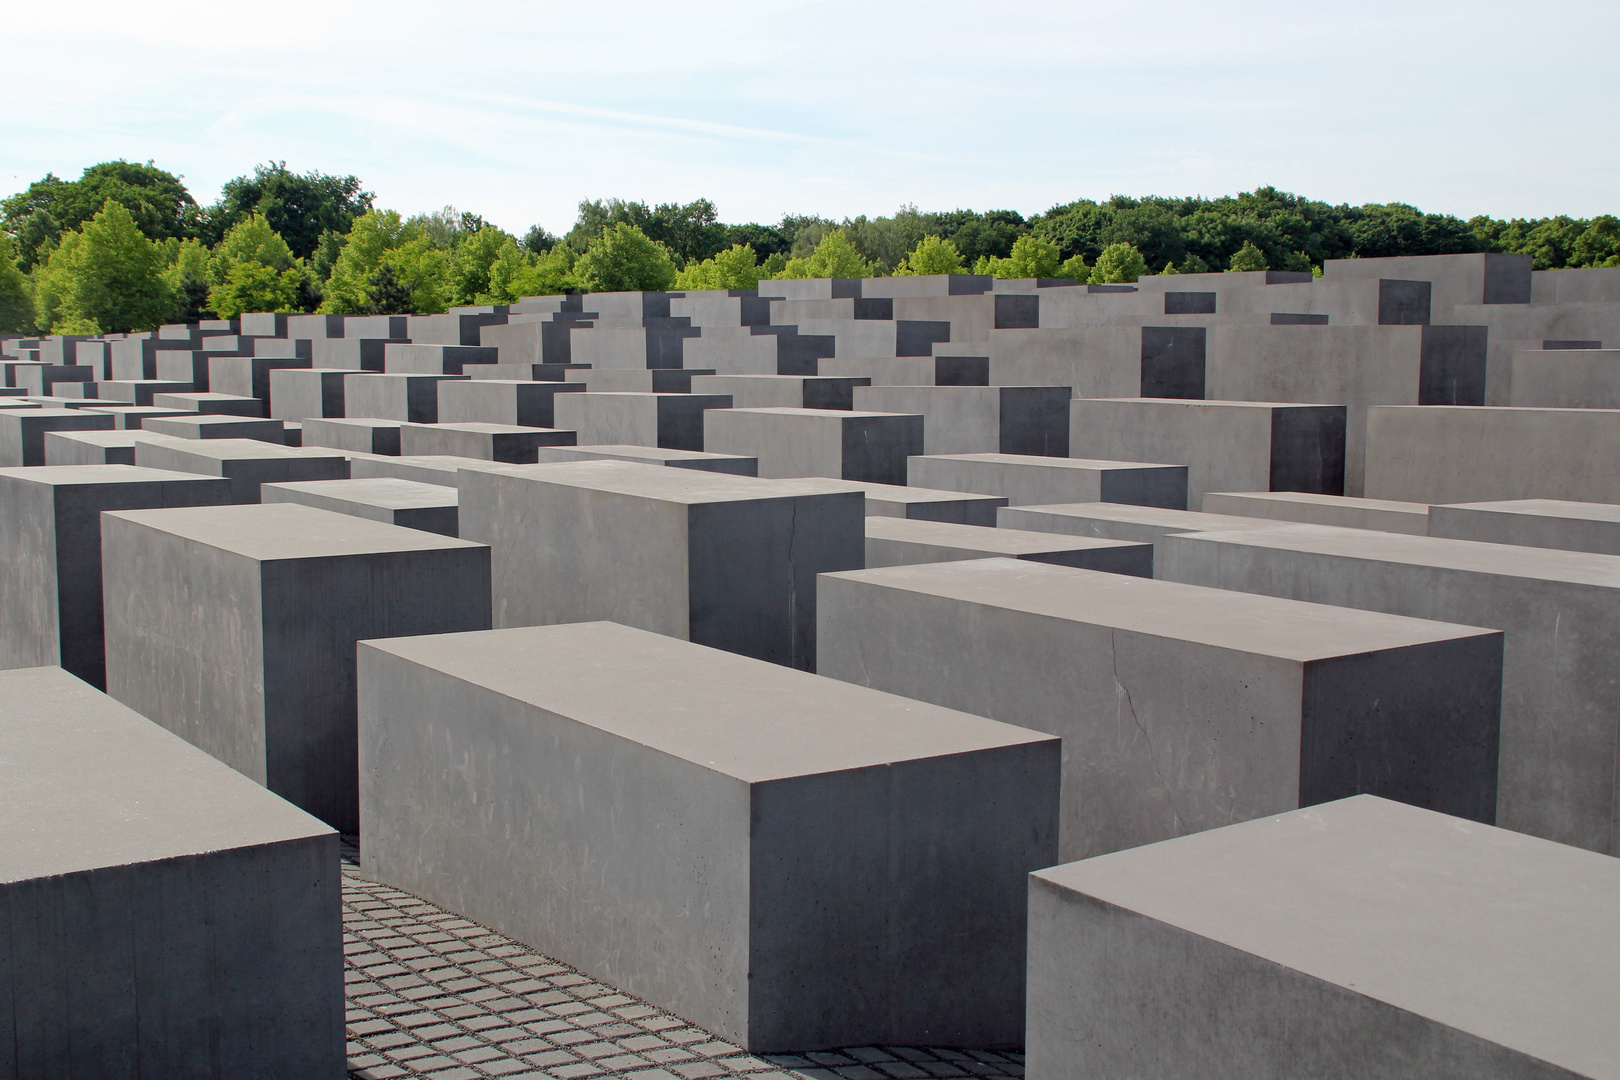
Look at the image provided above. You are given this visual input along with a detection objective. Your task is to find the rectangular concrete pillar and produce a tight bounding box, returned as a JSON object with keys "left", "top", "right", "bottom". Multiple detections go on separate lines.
{"left": 263, "top": 478, "right": 458, "bottom": 537}
{"left": 357, "top": 621, "right": 1058, "bottom": 1052}
{"left": 909, "top": 452, "right": 1188, "bottom": 508}
{"left": 1427, "top": 498, "right": 1620, "bottom": 555}
{"left": 1028, "top": 795, "right": 1620, "bottom": 1080}
{"left": 270, "top": 367, "right": 364, "bottom": 421}
{"left": 703, "top": 407, "right": 924, "bottom": 484}
{"left": 133, "top": 437, "right": 350, "bottom": 503}
{"left": 806, "top": 478, "right": 1007, "bottom": 524}
{"left": 436, "top": 378, "right": 586, "bottom": 427}
{"left": 818, "top": 558, "right": 1502, "bottom": 861}
{"left": 342, "top": 373, "right": 467, "bottom": 423}
{"left": 101, "top": 502, "right": 491, "bottom": 831}
{"left": 853, "top": 385, "right": 1072, "bottom": 456}
{"left": 0, "top": 666, "right": 343, "bottom": 1079}
{"left": 531, "top": 444, "right": 760, "bottom": 475}
{"left": 0, "top": 408, "right": 115, "bottom": 466}
{"left": 397, "top": 421, "right": 576, "bottom": 463}
{"left": 864, "top": 517, "right": 1152, "bottom": 573}
{"left": 1201, "top": 491, "right": 1431, "bottom": 534}
{"left": 457, "top": 460, "right": 863, "bottom": 670}
{"left": 143, "top": 414, "right": 289, "bottom": 443}
{"left": 690, "top": 373, "right": 871, "bottom": 410}
{"left": 552, "top": 391, "right": 732, "bottom": 451}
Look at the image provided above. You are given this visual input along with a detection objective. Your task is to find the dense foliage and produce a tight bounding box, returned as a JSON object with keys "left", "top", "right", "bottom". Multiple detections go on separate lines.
{"left": 3, "top": 161, "right": 1616, "bottom": 335}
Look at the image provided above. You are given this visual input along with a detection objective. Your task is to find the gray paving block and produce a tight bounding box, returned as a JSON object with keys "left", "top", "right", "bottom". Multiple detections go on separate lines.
{"left": 852, "top": 386, "right": 1071, "bottom": 456}
{"left": 703, "top": 407, "right": 923, "bottom": 484}
{"left": 1427, "top": 498, "right": 1620, "bottom": 555}
{"left": 0, "top": 666, "right": 343, "bottom": 1079}
{"left": 101, "top": 502, "right": 492, "bottom": 831}
{"left": 863, "top": 517, "right": 1153, "bottom": 574}
{"left": 818, "top": 558, "right": 1502, "bottom": 860}
{"left": 553, "top": 392, "right": 732, "bottom": 452}
{"left": 1028, "top": 795, "right": 1620, "bottom": 1080}
{"left": 1159, "top": 521, "right": 1620, "bottom": 854}
{"left": 0, "top": 408, "right": 115, "bottom": 466}
{"left": 0, "top": 465, "right": 231, "bottom": 687}
{"left": 398, "top": 421, "right": 577, "bottom": 463}
{"left": 457, "top": 460, "right": 863, "bottom": 670}
{"left": 1201, "top": 491, "right": 1432, "bottom": 534}
{"left": 263, "top": 478, "right": 459, "bottom": 537}
{"left": 908, "top": 453, "right": 1188, "bottom": 508}
{"left": 133, "top": 436, "right": 350, "bottom": 503}
{"left": 358, "top": 621, "right": 1058, "bottom": 1052}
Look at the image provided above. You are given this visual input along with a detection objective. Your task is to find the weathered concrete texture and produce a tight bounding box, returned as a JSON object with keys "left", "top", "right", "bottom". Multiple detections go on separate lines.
{"left": 357, "top": 621, "right": 1058, "bottom": 1052}
{"left": 552, "top": 392, "right": 733, "bottom": 452}
{"left": 133, "top": 437, "right": 350, "bottom": 503}
{"left": 1027, "top": 795, "right": 1620, "bottom": 1080}
{"left": 0, "top": 408, "right": 115, "bottom": 466}
{"left": 1068, "top": 398, "right": 1347, "bottom": 506}
{"left": 143, "top": 414, "right": 289, "bottom": 443}
{"left": 263, "top": 478, "right": 459, "bottom": 537}
{"left": 1159, "top": 522, "right": 1620, "bottom": 854}
{"left": 398, "top": 421, "right": 577, "bottom": 463}
{"left": 1428, "top": 498, "right": 1620, "bottom": 555}
{"left": 689, "top": 374, "right": 872, "bottom": 410}
{"left": 852, "top": 386, "right": 1071, "bottom": 456}
{"left": 531, "top": 443, "right": 760, "bottom": 475}
{"left": 42, "top": 429, "right": 178, "bottom": 466}
{"left": 302, "top": 417, "right": 402, "bottom": 456}
{"left": 436, "top": 378, "right": 586, "bottom": 427}
{"left": 703, "top": 407, "right": 924, "bottom": 484}
{"left": 152, "top": 391, "right": 265, "bottom": 416}
{"left": 270, "top": 367, "right": 365, "bottom": 421}
{"left": 0, "top": 466, "right": 231, "bottom": 688}
{"left": 1365, "top": 405, "right": 1620, "bottom": 504}
{"left": 864, "top": 518, "right": 1153, "bottom": 575}
{"left": 805, "top": 478, "right": 1007, "bottom": 524}
{"left": 382, "top": 343, "right": 498, "bottom": 375}
{"left": 1509, "top": 348, "right": 1620, "bottom": 408}
{"left": 342, "top": 373, "right": 468, "bottom": 424}
{"left": 101, "top": 502, "right": 491, "bottom": 832}
{"left": 0, "top": 666, "right": 343, "bottom": 1080}
{"left": 1201, "top": 491, "right": 1432, "bottom": 534}
{"left": 908, "top": 453, "right": 1188, "bottom": 509}
{"left": 818, "top": 559, "right": 1501, "bottom": 861}
{"left": 457, "top": 460, "right": 863, "bottom": 670}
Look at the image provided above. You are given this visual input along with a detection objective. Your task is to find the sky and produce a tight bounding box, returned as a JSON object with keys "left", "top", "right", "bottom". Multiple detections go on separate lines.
{"left": 3, "top": 0, "right": 1616, "bottom": 236}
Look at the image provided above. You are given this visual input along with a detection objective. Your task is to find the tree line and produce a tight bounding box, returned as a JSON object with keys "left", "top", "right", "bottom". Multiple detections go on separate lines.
{"left": 3, "top": 160, "right": 1617, "bottom": 336}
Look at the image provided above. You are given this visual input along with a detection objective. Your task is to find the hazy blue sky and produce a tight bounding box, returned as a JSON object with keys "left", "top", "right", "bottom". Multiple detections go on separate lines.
{"left": 4, "top": 0, "right": 1615, "bottom": 235}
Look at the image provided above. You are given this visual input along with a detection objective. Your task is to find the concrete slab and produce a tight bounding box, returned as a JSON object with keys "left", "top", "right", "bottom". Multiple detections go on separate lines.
{"left": 1028, "top": 795, "right": 1620, "bottom": 1080}
{"left": 302, "top": 416, "right": 402, "bottom": 456}
{"left": 797, "top": 478, "right": 1007, "bottom": 524}
{"left": 132, "top": 436, "right": 350, "bottom": 503}
{"left": 269, "top": 367, "right": 365, "bottom": 421}
{"left": 263, "top": 477, "right": 459, "bottom": 537}
{"left": 864, "top": 517, "right": 1153, "bottom": 574}
{"left": 704, "top": 407, "right": 924, "bottom": 484}
{"left": 853, "top": 386, "right": 1071, "bottom": 456}
{"left": 0, "top": 466, "right": 231, "bottom": 687}
{"left": 397, "top": 421, "right": 577, "bottom": 463}
{"left": 0, "top": 666, "right": 342, "bottom": 1078}
{"left": 151, "top": 391, "right": 266, "bottom": 416}
{"left": 76, "top": 405, "right": 191, "bottom": 429}
{"left": 436, "top": 378, "right": 586, "bottom": 428}
{"left": 1427, "top": 498, "right": 1620, "bottom": 555}
{"left": 1159, "top": 522, "right": 1620, "bottom": 854}
{"left": 690, "top": 374, "right": 872, "bottom": 410}
{"left": 552, "top": 392, "right": 732, "bottom": 452}
{"left": 345, "top": 453, "right": 509, "bottom": 486}
{"left": 357, "top": 621, "right": 1058, "bottom": 1052}
{"left": 818, "top": 558, "right": 1502, "bottom": 861}
{"left": 457, "top": 460, "right": 863, "bottom": 670}
{"left": 142, "top": 414, "right": 289, "bottom": 443}
{"left": 101, "top": 502, "right": 491, "bottom": 831}
{"left": 1202, "top": 491, "right": 1432, "bottom": 534}
{"left": 207, "top": 354, "right": 309, "bottom": 401}
{"left": 531, "top": 443, "right": 759, "bottom": 475}
{"left": 342, "top": 373, "right": 467, "bottom": 424}
{"left": 908, "top": 452, "right": 1188, "bottom": 508}
{"left": 41, "top": 429, "right": 177, "bottom": 467}
{"left": 997, "top": 502, "right": 1300, "bottom": 553}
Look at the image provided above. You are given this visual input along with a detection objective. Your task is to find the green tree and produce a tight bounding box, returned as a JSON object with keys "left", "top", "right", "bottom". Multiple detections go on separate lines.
{"left": 564, "top": 199, "right": 727, "bottom": 266}
{"left": 928, "top": 209, "right": 1027, "bottom": 262}
{"left": 206, "top": 214, "right": 306, "bottom": 317}
{"left": 572, "top": 223, "right": 678, "bottom": 291}
{"left": 3, "top": 162, "right": 200, "bottom": 270}
{"left": 980, "top": 234, "right": 1062, "bottom": 279}
{"left": 33, "top": 200, "right": 173, "bottom": 333}
{"left": 445, "top": 226, "right": 518, "bottom": 306}
{"left": 364, "top": 263, "right": 417, "bottom": 315}
{"left": 522, "top": 224, "right": 560, "bottom": 255}
{"left": 1572, "top": 216, "right": 1620, "bottom": 268}
{"left": 1227, "top": 240, "right": 1269, "bottom": 272}
{"left": 204, "top": 161, "right": 372, "bottom": 259}
{"left": 1057, "top": 254, "right": 1090, "bottom": 281}
{"left": 894, "top": 235, "right": 965, "bottom": 276}
{"left": 775, "top": 229, "right": 875, "bottom": 279}
{"left": 486, "top": 242, "right": 577, "bottom": 301}
{"left": 0, "top": 233, "right": 33, "bottom": 332}
{"left": 1089, "top": 242, "right": 1149, "bottom": 283}
{"left": 320, "top": 211, "right": 449, "bottom": 314}
{"left": 163, "top": 237, "right": 213, "bottom": 322}
{"left": 675, "top": 243, "right": 762, "bottom": 290}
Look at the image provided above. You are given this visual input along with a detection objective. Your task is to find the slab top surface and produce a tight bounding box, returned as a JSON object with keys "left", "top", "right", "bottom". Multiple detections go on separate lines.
{"left": 540, "top": 444, "right": 753, "bottom": 464}
{"left": 810, "top": 478, "right": 1007, "bottom": 505}
{"left": 407, "top": 421, "right": 566, "bottom": 436}
{"left": 479, "top": 459, "right": 855, "bottom": 504}
{"left": 719, "top": 406, "right": 917, "bottom": 420}
{"left": 866, "top": 517, "right": 1142, "bottom": 555}
{"left": 1079, "top": 396, "right": 1340, "bottom": 410}
{"left": 363, "top": 621, "right": 1054, "bottom": 783}
{"left": 105, "top": 501, "right": 483, "bottom": 560}
{"left": 915, "top": 453, "right": 1181, "bottom": 471}
{"left": 265, "top": 477, "right": 459, "bottom": 509}
{"left": 1206, "top": 491, "right": 1431, "bottom": 513}
{"left": 1437, "top": 498, "right": 1620, "bottom": 523}
{"left": 0, "top": 463, "right": 226, "bottom": 487}
{"left": 140, "top": 436, "right": 344, "bottom": 461}
{"left": 1035, "top": 795, "right": 1620, "bottom": 1079}
{"left": 0, "top": 666, "right": 331, "bottom": 883}
{"left": 825, "top": 557, "right": 1494, "bottom": 659}
{"left": 1007, "top": 502, "right": 1288, "bottom": 530}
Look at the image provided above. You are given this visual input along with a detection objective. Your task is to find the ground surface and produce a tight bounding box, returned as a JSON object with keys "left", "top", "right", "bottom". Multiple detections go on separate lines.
{"left": 341, "top": 844, "right": 1026, "bottom": 1080}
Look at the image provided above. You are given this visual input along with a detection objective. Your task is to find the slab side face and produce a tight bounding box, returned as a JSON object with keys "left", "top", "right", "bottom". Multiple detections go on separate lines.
{"left": 1027, "top": 796, "right": 1620, "bottom": 1080}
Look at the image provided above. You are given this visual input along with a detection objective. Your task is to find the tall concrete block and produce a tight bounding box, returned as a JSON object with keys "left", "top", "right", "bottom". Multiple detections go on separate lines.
{"left": 208, "top": 354, "right": 309, "bottom": 402}
{"left": 152, "top": 391, "right": 266, "bottom": 416}
{"left": 0, "top": 466, "right": 231, "bottom": 687}
{"left": 564, "top": 368, "right": 714, "bottom": 393}
{"left": 398, "top": 421, "right": 576, "bottom": 463}
{"left": 552, "top": 392, "right": 732, "bottom": 452}
{"left": 1201, "top": 491, "right": 1431, "bottom": 534}
{"left": 358, "top": 621, "right": 1059, "bottom": 1052}
{"left": 382, "top": 343, "right": 499, "bottom": 375}
{"left": 43, "top": 429, "right": 177, "bottom": 466}
{"left": 1159, "top": 522, "right": 1620, "bottom": 854}
{"left": 1028, "top": 795, "right": 1620, "bottom": 1080}
{"left": 818, "top": 558, "right": 1501, "bottom": 860}
{"left": 853, "top": 385, "right": 1071, "bottom": 456}
{"left": 77, "top": 404, "right": 191, "bottom": 429}
{"left": 270, "top": 367, "right": 365, "bottom": 421}
{"left": 133, "top": 437, "right": 350, "bottom": 503}
{"left": 263, "top": 478, "right": 459, "bottom": 537}
{"left": 0, "top": 408, "right": 115, "bottom": 466}
{"left": 1428, "top": 498, "right": 1620, "bottom": 555}
{"left": 302, "top": 417, "right": 402, "bottom": 456}
{"left": 342, "top": 373, "right": 467, "bottom": 424}
{"left": 689, "top": 373, "right": 871, "bottom": 410}
{"left": 1365, "top": 405, "right": 1620, "bottom": 504}
{"left": 0, "top": 666, "right": 343, "bottom": 1079}
{"left": 436, "top": 378, "right": 585, "bottom": 427}
{"left": 864, "top": 518, "right": 1153, "bottom": 574}
{"left": 807, "top": 478, "right": 1007, "bottom": 524}
{"left": 1509, "top": 348, "right": 1620, "bottom": 408}
{"left": 101, "top": 502, "right": 491, "bottom": 831}
{"left": 1068, "top": 398, "right": 1347, "bottom": 505}
{"left": 908, "top": 452, "right": 1188, "bottom": 508}
{"left": 530, "top": 444, "right": 759, "bottom": 475}
{"left": 457, "top": 460, "right": 863, "bottom": 670}
{"left": 703, "top": 407, "right": 924, "bottom": 484}
{"left": 143, "top": 414, "right": 289, "bottom": 443}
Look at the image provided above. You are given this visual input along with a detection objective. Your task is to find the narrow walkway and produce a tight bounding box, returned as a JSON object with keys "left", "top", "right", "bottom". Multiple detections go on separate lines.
{"left": 341, "top": 845, "right": 1026, "bottom": 1080}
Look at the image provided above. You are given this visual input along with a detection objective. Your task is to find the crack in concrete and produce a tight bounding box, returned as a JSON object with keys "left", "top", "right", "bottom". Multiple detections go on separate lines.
{"left": 1110, "top": 627, "right": 1186, "bottom": 836}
